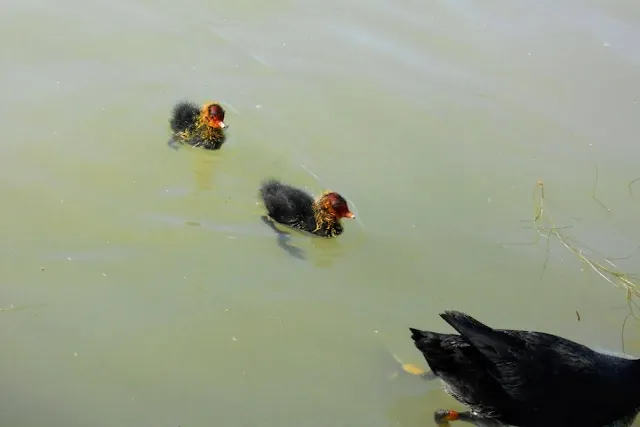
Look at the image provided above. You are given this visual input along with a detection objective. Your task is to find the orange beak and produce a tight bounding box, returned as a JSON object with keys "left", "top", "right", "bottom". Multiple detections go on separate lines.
{"left": 444, "top": 410, "right": 459, "bottom": 421}
{"left": 344, "top": 211, "right": 355, "bottom": 219}
{"left": 435, "top": 410, "right": 460, "bottom": 422}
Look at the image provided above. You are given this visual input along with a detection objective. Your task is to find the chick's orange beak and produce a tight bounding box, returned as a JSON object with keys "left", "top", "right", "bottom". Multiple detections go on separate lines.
{"left": 344, "top": 211, "right": 355, "bottom": 219}
{"left": 218, "top": 121, "right": 227, "bottom": 129}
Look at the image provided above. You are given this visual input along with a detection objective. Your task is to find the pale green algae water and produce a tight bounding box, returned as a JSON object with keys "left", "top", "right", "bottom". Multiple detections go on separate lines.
{"left": 1, "top": 0, "right": 640, "bottom": 425}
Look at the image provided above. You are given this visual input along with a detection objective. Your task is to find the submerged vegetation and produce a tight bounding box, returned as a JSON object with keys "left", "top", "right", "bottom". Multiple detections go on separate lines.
{"left": 530, "top": 177, "right": 640, "bottom": 349}
{"left": 531, "top": 179, "right": 639, "bottom": 300}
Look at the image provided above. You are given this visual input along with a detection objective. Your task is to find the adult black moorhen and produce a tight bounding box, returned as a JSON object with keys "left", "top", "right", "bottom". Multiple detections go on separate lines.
{"left": 409, "top": 310, "right": 640, "bottom": 427}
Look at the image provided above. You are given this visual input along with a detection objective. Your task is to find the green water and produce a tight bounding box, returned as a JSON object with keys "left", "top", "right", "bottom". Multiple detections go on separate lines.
{"left": 2, "top": 0, "right": 640, "bottom": 425}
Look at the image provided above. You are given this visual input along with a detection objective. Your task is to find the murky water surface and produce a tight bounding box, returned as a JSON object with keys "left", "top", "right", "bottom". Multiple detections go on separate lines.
{"left": 2, "top": 0, "right": 640, "bottom": 425}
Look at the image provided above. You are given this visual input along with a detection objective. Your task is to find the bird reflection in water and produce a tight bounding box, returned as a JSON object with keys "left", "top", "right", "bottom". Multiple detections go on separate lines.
{"left": 260, "top": 216, "right": 306, "bottom": 260}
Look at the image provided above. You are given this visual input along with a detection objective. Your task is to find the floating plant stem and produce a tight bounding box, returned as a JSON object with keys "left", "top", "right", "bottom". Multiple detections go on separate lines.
{"left": 592, "top": 164, "right": 611, "bottom": 213}
{"left": 532, "top": 180, "right": 639, "bottom": 299}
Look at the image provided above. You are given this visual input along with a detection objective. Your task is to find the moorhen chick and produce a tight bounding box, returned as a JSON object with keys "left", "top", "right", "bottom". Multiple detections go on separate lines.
{"left": 169, "top": 101, "right": 227, "bottom": 150}
{"left": 259, "top": 179, "right": 354, "bottom": 238}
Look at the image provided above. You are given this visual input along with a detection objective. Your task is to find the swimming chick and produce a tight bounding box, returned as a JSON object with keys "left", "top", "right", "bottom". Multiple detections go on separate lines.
{"left": 169, "top": 101, "right": 227, "bottom": 150}
{"left": 409, "top": 310, "right": 640, "bottom": 427}
{"left": 259, "top": 179, "right": 354, "bottom": 238}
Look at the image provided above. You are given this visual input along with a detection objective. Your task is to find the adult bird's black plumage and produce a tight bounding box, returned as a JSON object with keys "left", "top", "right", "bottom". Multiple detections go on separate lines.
{"left": 409, "top": 310, "right": 640, "bottom": 427}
